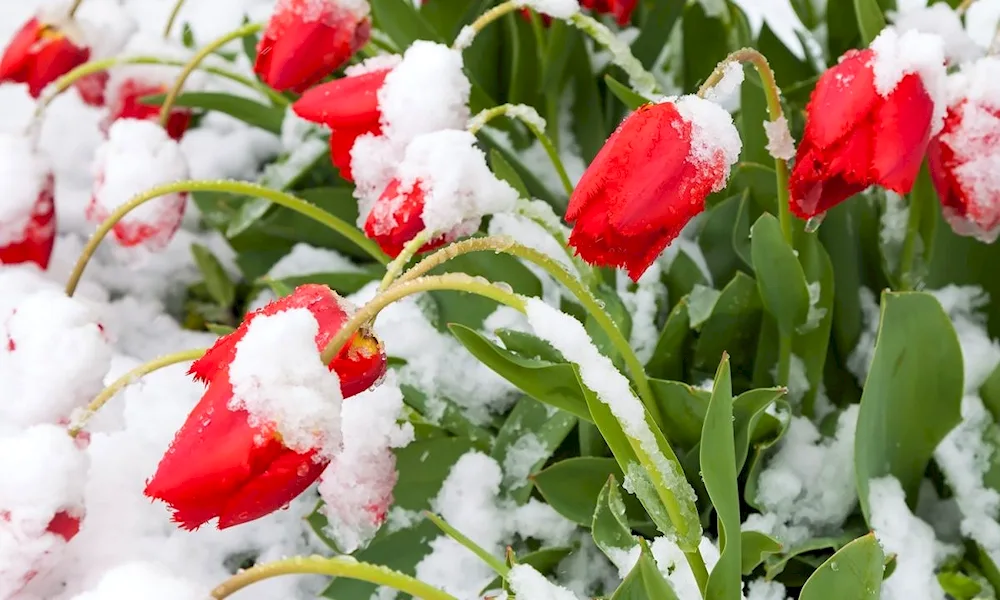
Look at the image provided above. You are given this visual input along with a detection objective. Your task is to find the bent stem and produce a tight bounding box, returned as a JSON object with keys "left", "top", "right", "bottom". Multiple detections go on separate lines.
{"left": 319, "top": 273, "right": 527, "bottom": 364}
{"left": 469, "top": 104, "right": 574, "bottom": 197}
{"left": 568, "top": 13, "right": 657, "bottom": 97}
{"left": 67, "top": 348, "right": 206, "bottom": 438}
{"left": 453, "top": 0, "right": 520, "bottom": 50}
{"left": 163, "top": 0, "right": 188, "bottom": 38}
{"left": 65, "top": 179, "right": 388, "bottom": 296}
{"left": 378, "top": 230, "right": 434, "bottom": 292}
{"left": 67, "top": 0, "right": 86, "bottom": 18}
{"left": 393, "top": 236, "right": 664, "bottom": 429}
{"left": 211, "top": 556, "right": 458, "bottom": 600}
{"left": 424, "top": 512, "right": 510, "bottom": 577}
{"left": 159, "top": 22, "right": 263, "bottom": 127}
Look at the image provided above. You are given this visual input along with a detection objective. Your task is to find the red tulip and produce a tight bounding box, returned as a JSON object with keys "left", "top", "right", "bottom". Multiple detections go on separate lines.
{"left": 0, "top": 134, "right": 55, "bottom": 270}
{"left": 145, "top": 284, "right": 387, "bottom": 530}
{"left": 363, "top": 178, "right": 452, "bottom": 257}
{"left": 927, "top": 57, "right": 1000, "bottom": 243}
{"left": 519, "top": 8, "right": 554, "bottom": 26}
{"left": 101, "top": 79, "right": 192, "bottom": 141}
{"left": 254, "top": 0, "right": 372, "bottom": 93}
{"left": 74, "top": 71, "right": 109, "bottom": 107}
{"left": 789, "top": 28, "right": 946, "bottom": 219}
{"left": 566, "top": 96, "right": 740, "bottom": 281}
{"left": 0, "top": 17, "right": 90, "bottom": 98}
{"left": 293, "top": 67, "right": 392, "bottom": 182}
{"left": 580, "top": 0, "right": 637, "bottom": 26}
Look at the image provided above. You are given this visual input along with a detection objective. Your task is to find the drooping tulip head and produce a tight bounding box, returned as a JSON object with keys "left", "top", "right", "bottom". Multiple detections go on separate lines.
{"left": 789, "top": 27, "right": 947, "bottom": 219}
{"left": 0, "top": 134, "right": 55, "bottom": 270}
{"left": 145, "top": 284, "right": 387, "bottom": 530}
{"left": 254, "top": 0, "right": 372, "bottom": 93}
{"left": 566, "top": 95, "right": 741, "bottom": 281}
{"left": 928, "top": 56, "right": 1000, "bottom": 243}
{"left": 0, "top": 11, "right": 90, "bottom": 98}
{"left": 101, "top": 78, "right": 192, "bottom": 141}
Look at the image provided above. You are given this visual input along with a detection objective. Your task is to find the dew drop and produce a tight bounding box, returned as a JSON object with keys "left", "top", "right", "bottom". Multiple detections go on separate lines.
{"left": 805, "top": 213, "right": 826, "bottom": 233}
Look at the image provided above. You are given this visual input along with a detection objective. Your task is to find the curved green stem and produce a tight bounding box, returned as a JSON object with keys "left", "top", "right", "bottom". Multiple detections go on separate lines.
{"left": 163, "top": 0, "right": 188, "bottom": 38}
{"left": 319, "top": 273, "right": 527, "bottom": 363}
{"left": 67, "top": 0, "right": 86, "bottom": 18}
{"left": 211, "top": 556, "right": 458, "bottom": 600}
{"left": 392, "top": 236, "right": 664, "bottom": 428}
{"left": 159, "top": 22, "right": 263, "bottom": 127}
{"left": 453, "top": 0, "right": 520, "bottom": 50}
{"left": 424, "top": 512, "right": 510, "bottom": 576}
{"left": 68, "top": 348, "right": 206, "bottom": 438}
{"left": 568, "top": 13, "right": 658, "bottom": 97}
{"left": 65, "top": 179, "right": 388, "bottom": 296}
{"left": 957, "top": 0, "right": 976, "bottom": 14}
{"left": 378, "top": 229, "right": 434, "bottom": 292}
{"left": 470, "top": 104, "right": 574, "bottom": 197}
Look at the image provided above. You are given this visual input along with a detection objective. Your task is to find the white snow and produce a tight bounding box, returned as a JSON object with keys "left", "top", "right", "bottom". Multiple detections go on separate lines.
{"left": 69, "top": 562, "right": 205, "bottom": 600}
{"left": 508, "top": 564, "right": 582, "bottom": 600}
{"left": 745, "top": 579, "right": 789, "bottom": 600}
{"left": 228, "top": 308, "right": 344, "bottom": 458}
{"left": 672, "top": 95, "right": 743, "bottom": 192}
{"left": 0, "top": 132, "right": 52, "bottom": 246}
{"left": 966, "top": 0, "right": 1000, "bottom": 51}
{"left": 763, "top": 116, "right": 795, "bottom": 162}
{"left": 891, "top": 2, "right": 982, "bottom": 66}
{"left": 516, "top": 0, "right": 580, "bottom": 19}
{"left": 649, "top": 536, "right": 721, "bottom": 600}
{"left": 272, "top": 0, "right": 371, "bottom": 23}
{"left": 869, "top": 27, "right": 948, "bottom": 136}
{"left": 703, "top": 61, "right": 745, "bottom": 104}
{"left": 616, "top": 263, "right": 666, "bottom": 364}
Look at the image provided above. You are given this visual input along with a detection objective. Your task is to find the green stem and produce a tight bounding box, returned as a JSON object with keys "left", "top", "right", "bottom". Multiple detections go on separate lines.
{"left": 453, "top": 0, "right": 520, "bottom": 50}
{"left": 469, "top": 104, "right": 574, "bottom": 197}
{"left": 65, "top": 179, "right": 388, "bottom": 296}
{"left": 567, "top": 13, "right": 658, "bottom": 97}
{"left": 776, "top": 333, "right": 792, "bottom": 387}
{"left": 68, "top": 348, "right": 206, "bottom": 438}
{"left": 897, "top": 192, "right": 923, "bottom": 292}
{"left": 67, "top": 0, "right": 85, "bottom": 18}
{"left": 957, "top": 0, "right": 976, "bottom": 14}
{"left": 163, "top": 0, "right": 188, "bottom": 38}
{"left": 211, "top": 556, "right": 458, "bottom": 600}
{"left": 159, "top": 22, "right": 263, "bottom": 127}
{"left": 424, "top": 512, "right": 510, "bottom": 576}
{"left": 687, "top": 550, "right": 710, "bottom": 596}
{"left": 319, "top": 273, "right": 527, "bottom": 364}
{"left": 378, "top": 229, "right": 434, "bottom": 292}
{"left": 392, "top": 236, "right": 664, "bottom": 429}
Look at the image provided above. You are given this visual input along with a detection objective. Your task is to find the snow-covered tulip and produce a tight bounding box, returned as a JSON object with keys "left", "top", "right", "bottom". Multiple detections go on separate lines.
{"left": 363, "top": 129, "right": 519, "bottom": 257}
{"left": 71, "top": 2, "right": 137, "bottom": 107}
{"left": 565, "top": 96, "right": 741, "bottom": 281}
{"left": 0, "top": 133, "right": 56, "bottom": 270}
{"left": 0, "top": 289, "right": 112, "bottom": 433}
{"left": 254, "top": 0, "right": 372, "bottom": 93}
{"left": 928, "top": 57, "right": 1000, "bottom": 243}
{"left": 0, "top": 425, "right": 88, "bottom": 598}
{"left": 293, "top": 64, "right": 394, "bottom": 182}
{"left": 0, "top": 10, "right": 90, "bottom": 98}
{"left": 145, "top": 284, "right": 387, "bottom": 530}
{"left": 86, "top": 119, "right": 189, "bottom": 250}
{"left": 100, "top": 78, "right": 192, "bottom": 141}
{"left": 581, "top": 0, "right": 637, "bottom": 25}
{"left": 789, "top": 28, "right": 947, "bottom": 219}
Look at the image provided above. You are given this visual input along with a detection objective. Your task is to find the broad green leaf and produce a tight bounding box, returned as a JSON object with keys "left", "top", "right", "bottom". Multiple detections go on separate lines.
{"left": 855, "top": 292, "right": 964, "bottom": 521}
{"left": 732, "top": 192, "right": 754, "bottom": 268}
{"left": 699, "top": 195, "right": 745, "bottom": 285}
{"left": 702, "top": 356, "right": 742, "bottom": 600}
{"left": 612, "top": 539, "right": 682, "bottom": 600}
{"left": 744, "top": 398, "right": 792, "bottom": 511}
{"left": 792, "top": 233, "right": 835, "bottom": 413}
{"left": 492, "top": 396, "right": 577, "bottom": 503}
{"left": 400, "top": 385, "right": 493, "bottom": 451}
{"left": 764, "top": 532, "right": 864, "bottom": 580}
{"left": 799, "top": 534, "right": 884, "bottom": 600}
{"left": 420, "top": 0, "right": 485, "bottom": 40}
{"left": 448, "top": 323, "right": 591, "bottom": 421}
{"left": 740, "top": 531, "right": 782, "bottom": 575}
{"left": 648, "top": 379, "right": 709, "bottom": 450}
{"left": 682, "top": 0, "right": 730, "bottom": 92}
{"left": 740, "top": 68, "right": 771, "bottom": 166}
{"left": 190, "top": 243, "right": 236, "bottom": 307}
{"left": 540, "top": 20, "right": 573, "bottom": 94}
{"left": 756, "top": 23, "right": 816, "bottom": 88}
{"left": 370, "top": 0, "right": 442, "bottom": 47}
{"left": 140, "top": 91, "right": 284, "bottom": 134}
{"left": 592, "top": 475, "right": 639, "bottom": 562}
{"left": 853, "top": 0, "right": 887, "bottom": 46}
{"left": 604, "top": 74, "right": 651, "bottom": 110}
{"left": 890, "top": 161, "right": 938, "bottom": 291}
{"left": 818, "top": 201, "right": 867, "bottom": 359}
{"left": 732, "top": 387, "right": 784, "bottom": 473}
{"left": 750, "top": 213, "right": 810, "bottom": 337}
{"left": 665, "top": 250, "right": 709, "bottom": 309}
{"left": 489, "top": 149, "right": 530, "bottom": 199}
{"left": 495, "top": 329, "right": 565, "bottom": 364}
{"left": 631, "top": 0, "right": 684, "bottom": 68}
{"left": 646, "top": 300, "right": 691, "bottom": 381}
{"left": 693, "top": 272, "right": 763, "bottom": 383}
{"left": 503, "top": 14, "right": 541, "bottom": 108}
{"left": 532, "top": 457, "right": 654, "bottom": 532}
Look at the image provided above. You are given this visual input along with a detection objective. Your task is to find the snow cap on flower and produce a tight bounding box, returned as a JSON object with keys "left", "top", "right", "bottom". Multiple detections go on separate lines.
{"left": 789, "top": 27, "right": 947, "bottom": 219}
{"left": 87, "top": 119, "right": 190, "bottom": 251}
{"left": 0, "top": 424, "right": 88, "bottom": 596}
{"left": 928, "top": 56, "right": 1000, "bottom": 243}
{"left": 0, "top": 132, "right": 55, "bottom": 270}
{"left": 145, "top": 284, "right": 387, "bottom": 530}
{"left": 566, "top": 94, "right": 741, "bottom": 281}
{"left": 70, "top": 562, "right": 205, "bottom": 600}
{"left": 891, "top": 2, "right": 982, "bottom": 67}
{"left": 70, "top": 0, "right": 138, "bottom": 106}
{"left": 0, "top": 5, "right": 90, "bottom": 98}
{"left": 0, "top": 289, "right": 112, "bottom": 433}
{"left": 363, "top": 129, "right": 518, "bottom": 257}
{"left": 254, "top": 0, "right": 372, "bottom": 93}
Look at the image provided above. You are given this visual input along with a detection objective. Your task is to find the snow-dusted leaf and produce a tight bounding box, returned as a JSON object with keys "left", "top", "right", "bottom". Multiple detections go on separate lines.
{"left": 611, "top": 539, "right": 681, "bottom": 600}
{"left": 492, "top": 396, "right": 577, "bottom": 503}
{"left": 592, "top": 475, "right": 638, "bottom": 563}
{"left": 604, "top": 74, "right": 651, "bottom": 111}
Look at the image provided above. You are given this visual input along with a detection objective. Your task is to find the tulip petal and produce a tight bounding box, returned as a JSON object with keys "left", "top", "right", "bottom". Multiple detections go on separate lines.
{"left": 804, "top": 49, "right": 879, "bottom": 150}
{"left": 292, "top": 68, "right": 389, "bottom": 129}
{"left": 217, "top": 449, "right": 328, "bottom": 529}
{"left": 872, "top": 73, "right": 935, "bottom": 194}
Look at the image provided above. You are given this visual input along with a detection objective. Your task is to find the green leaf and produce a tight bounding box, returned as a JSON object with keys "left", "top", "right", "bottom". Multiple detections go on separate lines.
{"left": 938, "top": 571, "right": 983, "bottom": 600}
{"left": 140, "top": 92, "right": 284, "bottom": 134}
{"left": 740, "top": 531, "right": 782, "bottom": 575}
{"left": 205, "top": 323, "right": 236, "bottom": 336}
{"left": 270, "top": 269, "right": 381, "bottom": 296}
{"left": 764, "top": 533, "right": 864, "bottom": 580}
{"left": 448, "top": 323, "right": 591, "bottom": 421}
{"left": 732, "top": 387, "right": 784, "bottom": 473}
{"left": 592, "top": 475, "right": 639, "bottom": 562}
{"left": 750, "top": 213, "right": 810, "bottom": 337}
{"left": 799, "top": 534, "right": 884, "bottom": 600}
{"left": 792, "top": 233, "right": 835, "bottom": 412}
{"left": 190, "top": 243, "right": 236, "bottom": 307}
{"left": 480, "top": 547, "right": 575, "bottom": 595}
{"left": 739, "top": 68, "right": 771, "bottom": 167}
{"left": 693, "top": 272, "right": 763, "bottom": 383}
{"left": 648, "top": 379, "right": 709, "bottom": 450}
{"left": 489, "top": 149, "right": 530, "bottom": 199}
{"left": 604, "top": 74, "right": 652, "bottom": 110}
{"left": 181, "top": 22, "right": 196, "bottom": 48}
{"left": 853, "top": 0, "right": 887, "bottom": 46}
{"left": 567, "top": 31, "right": 606, "bottom": 162}
{"left": 491, "top": 396, "right": 577, "bottom": 503}
{"left": 532, "top": 457, "right": 654, "bottom": 532}
{"left": 631, "top": 0, "right": 684, "bottom": 68}
{"left": 682, "top": 0, "right": 730, "bottom": 92}
{"left": 540, "top": 20, "right": 574, "bottom": 94}
{"left": 240, "top": 16, "right": 259, "bottom": 68}
{"left": 698, "top": 194, "right": 745, "bottom": 287}
{"left": 370, "top": 0, "right": 442, "bottom": 47}
{"left": 893, "top": 161, "right": 938, "bottom": 290}
{"left": 665, "top": 250, "right": 709, "bottom": 309}
{"left": 855, "top": 292, "right": 964, "bottom": 521}
{"left": 701, "top": 356, "right": 742, "bottom": 600}
{"left": 756, "top": 23, "right": 816, "bottom": 88}
{"left": 818, "top": 201, "right": 868, "bottom": 359}
{"left": 400, "top": 385, "right": 493, "bottom": 451}
{"left": 612, "top": 539, "right": 682, "bottom": 600}
{"left": 646, "top": 300, "right": 691, "bottom": 381}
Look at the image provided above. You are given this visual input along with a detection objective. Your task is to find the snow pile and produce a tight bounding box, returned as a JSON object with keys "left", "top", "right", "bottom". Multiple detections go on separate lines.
{"left": 508, "top": 564, "right": 582, "bottom": 600}
{"left": 517, "top": 0, "right": 579, "bottom": 19}
{"left": 69, "top": 562, "right": 205, "bottom": 600}
{"left": 673, "top": 95, "right": 743, "bottom": 191}
{"left": 743, "top": 405, "right": 860, "bottom": 546}
{"left": 763, "top": 116, "right": 795, "bottom": 162}
{"left": 228, "top": 308, "right": 345, "bottom": 458}
{"left": 869, "top": 27, "right": 948, "bottom": 136}
{"left": 318, "top": 375, "right": 414, "bottom": 553}
{"left": 702, "top": 61, "right": 744, "bottom": 104}
{"left": 0, "top": 132, "right": 52, "bottom": 246}
{"left": 891, "top": 2, "right": 981, "bottom": 66}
